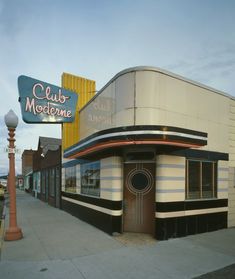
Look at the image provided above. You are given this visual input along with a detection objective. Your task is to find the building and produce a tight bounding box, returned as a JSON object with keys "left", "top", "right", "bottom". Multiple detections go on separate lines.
{"left": 21, "top": 149, "right": 35, "bottom": 192}
{"left": 22, "top": 149, "right": 35, "bottom": 176}
{"left": 33, "top": 137, "right": 61, "bottom": 208}
{"left": 61, "top": 67, "right": 234, "bottom": 240}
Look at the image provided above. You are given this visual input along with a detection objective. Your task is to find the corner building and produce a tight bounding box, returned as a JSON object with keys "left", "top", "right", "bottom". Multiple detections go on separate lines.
{"left": 62, "top": 66, "right": 235, "bottom": 240}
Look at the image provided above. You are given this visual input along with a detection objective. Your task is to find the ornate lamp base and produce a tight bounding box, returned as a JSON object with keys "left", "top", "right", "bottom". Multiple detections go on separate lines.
{"left": 5, "top": 226, "right": 23, "bottom": 241}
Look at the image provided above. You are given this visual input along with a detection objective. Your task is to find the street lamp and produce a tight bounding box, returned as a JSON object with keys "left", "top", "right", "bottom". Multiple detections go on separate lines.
{"left": 4, "top": 109, "right": 23, "bottom": 241}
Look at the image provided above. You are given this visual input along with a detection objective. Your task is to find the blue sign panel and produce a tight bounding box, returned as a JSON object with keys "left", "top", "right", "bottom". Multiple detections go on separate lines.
{"left": 18, "top": 75, "right": 78, "bottom": 123}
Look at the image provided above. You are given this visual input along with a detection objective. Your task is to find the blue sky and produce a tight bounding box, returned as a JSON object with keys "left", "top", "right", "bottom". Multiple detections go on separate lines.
{"left": 0, "top": 0, "right": 235, "bottom": 175}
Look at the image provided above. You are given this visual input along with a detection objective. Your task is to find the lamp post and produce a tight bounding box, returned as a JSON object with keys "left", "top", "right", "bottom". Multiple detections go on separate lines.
{"left": 4, "top": 109, "right": 23, "bottom": 241}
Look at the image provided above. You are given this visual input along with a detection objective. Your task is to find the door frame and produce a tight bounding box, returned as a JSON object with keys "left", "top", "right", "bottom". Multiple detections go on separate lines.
{"left": 122, "top": 160, "right": 156, "bottom": 235}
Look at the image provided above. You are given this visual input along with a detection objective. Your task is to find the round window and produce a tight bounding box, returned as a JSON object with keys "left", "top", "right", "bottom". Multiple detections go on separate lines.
{"left": 131, "top": 172, "right": 149, "bottom": 191}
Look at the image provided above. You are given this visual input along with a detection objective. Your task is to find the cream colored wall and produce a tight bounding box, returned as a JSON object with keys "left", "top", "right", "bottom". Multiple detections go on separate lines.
{"left": 156, "top": 155, "right": 185, "bottom": 202}
{"left": 217, "top": 161, "right": 229, "bottom": 200}
{"left": 228, "top": 99, "right": 235, "bottom": 227}
{"left": 80, "top": 72, "right": 135, "bottom": 139}
{"left": 100, "top": 156, "right": 123, "bottom": 201}
{"left": 80, "top": 69, "right": 230, "bottom": 154}
{"left": 135, "top": 71, "right": 229, "bottom": 153}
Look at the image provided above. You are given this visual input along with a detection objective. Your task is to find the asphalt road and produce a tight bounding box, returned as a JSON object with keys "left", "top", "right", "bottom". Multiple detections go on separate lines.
{"left": 194, "top": 263, "right": 235, "bottom": 279}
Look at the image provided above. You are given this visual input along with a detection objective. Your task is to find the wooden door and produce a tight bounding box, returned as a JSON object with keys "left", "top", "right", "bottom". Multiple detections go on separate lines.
{"left": 123, "top": 163, "right": 155, "bottom": 234}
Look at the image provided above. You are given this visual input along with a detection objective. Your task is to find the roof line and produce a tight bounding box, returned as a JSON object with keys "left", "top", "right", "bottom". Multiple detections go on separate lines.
{"left": 80, "top": 66, "right": 234, "bottom": 112}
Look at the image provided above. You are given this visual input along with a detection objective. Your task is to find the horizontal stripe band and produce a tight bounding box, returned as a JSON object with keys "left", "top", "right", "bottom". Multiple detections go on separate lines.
{"left": 100, "top": 177, "right": 122, "bottom": 180}
{"left": 156, "top": 199, "right": 228, "bottom": 212}
{"left": 155, "top": 207, "right": 228, "bottom": 218}
{"left": 101, "top": 164, "right": 122, "bottom": 169}
{"left": 218, "top": 178, "right": 229, "bottom": 182}
{"left": 157, "top": 164, "right": 185, "bottom": 169}
{"left": 156, "top": 176, "right": 185, "bottom": 181}
{"left": 65, "top": 130, "right": 207, "bottom": 156}
{"left": 218, "top": 167, "right": 229, "bottom": 172}
{"left": 100, "top": 188, "right": 122, "bottom": 193}
{"left": 62, "top": 191, "right": 122, "bottom": 210}
{"left": 62, "top": 196, "right": 122, "bottom": 216}
{"left": 156, "top": 189, "right": 185, "bottom": 193}
{"left": 64, "top": 125, "right": 207, "bottom": 157}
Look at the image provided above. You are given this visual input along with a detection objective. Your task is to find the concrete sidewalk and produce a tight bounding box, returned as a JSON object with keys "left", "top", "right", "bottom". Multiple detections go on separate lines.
{"left": 0, "top": 190, "right": 235, "bottom": 279}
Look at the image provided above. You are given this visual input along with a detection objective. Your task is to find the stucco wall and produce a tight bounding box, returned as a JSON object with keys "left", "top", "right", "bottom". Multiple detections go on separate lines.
{"left": 79, "top": 68, "right": 229, "bottom": 154}
{"left": 228, "top": 99, "right": 235, "bottom": 227}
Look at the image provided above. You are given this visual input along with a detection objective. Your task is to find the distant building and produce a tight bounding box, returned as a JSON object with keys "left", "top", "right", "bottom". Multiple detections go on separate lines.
{"left": 22, "top": 149, "right": 35, "bottom": 176}
{"left": 32, "top": 137, "right": 61, "bottom": 208}
{"left": 21, "top": 149, "right": 35, "bottom": 192}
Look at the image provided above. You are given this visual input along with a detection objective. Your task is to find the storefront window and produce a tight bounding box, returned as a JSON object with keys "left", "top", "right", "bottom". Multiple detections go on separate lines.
{"left": 49, "top": 168, "right": 55, "bottom": 197}
{"left": 41, "top": 170, "right": 46, "bottom": 194}
{"left": 81, "top": 161, "right": 100, "bottom": 197}
{"left": 55, "top": 166, "right": 60, "bottom": 189}
{"left": 65, "top": 166, "right": 76, "bottom": 193}
{"left": 186, "top": 160, "right": 217, "bottom": 199}
{"left": 33, "top": 171, "right": 41, "bottom": 193}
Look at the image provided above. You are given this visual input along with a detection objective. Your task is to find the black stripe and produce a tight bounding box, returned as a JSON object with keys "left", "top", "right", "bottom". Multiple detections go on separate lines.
{"left": 156, "top": 201, "right": 185, "bottom": 212}
{"left": 65, "top": 125, "right": 207, "bottom": 154}
{"left": 185, "top": 199, "right": 228, "bottom": 210}
{"left": 62, "top": 159, "right": 86, "bottom": 168}
{"left": 62, "top": 191, "right": 122, "bottom": 211}
{"left": 155, "top": 212, "right": 227, "bottom": 240}
{"left": 171, "top": 149, "right": 229, "bottom": 161}
{"left": 62, "top": 199, "right": 122, "bottom": 235}
{"left": 167, "top": 135, "right": 207, "bottom": 146}
{"left": 156, "top": 199, "right": 228, "bottom": 213}
{"left": 65, "top": 135, "right": 207, "bottom": 157}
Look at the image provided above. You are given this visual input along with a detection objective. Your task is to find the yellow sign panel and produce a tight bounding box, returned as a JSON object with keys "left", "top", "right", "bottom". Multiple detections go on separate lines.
{"left": 61, "top": 73, "right": 96, "bottom": 150}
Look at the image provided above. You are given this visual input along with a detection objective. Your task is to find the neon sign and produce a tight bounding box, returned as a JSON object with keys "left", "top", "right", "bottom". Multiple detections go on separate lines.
{"left": 18, "top": 75, "right": 78, "bottom": 123}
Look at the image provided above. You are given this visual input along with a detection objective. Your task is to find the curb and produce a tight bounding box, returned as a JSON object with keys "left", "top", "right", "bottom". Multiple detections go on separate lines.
{"left": 0, "top": 199, "right": 6, "bottom": 255}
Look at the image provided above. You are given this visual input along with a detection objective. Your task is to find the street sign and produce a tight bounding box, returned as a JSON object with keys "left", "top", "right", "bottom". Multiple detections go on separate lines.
{"left": 4, "top": 147, "right": 21, "bottom": 154}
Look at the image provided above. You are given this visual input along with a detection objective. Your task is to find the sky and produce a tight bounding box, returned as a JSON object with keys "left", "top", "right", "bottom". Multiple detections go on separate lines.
{"left": 0, "top": 0, "right": 235, "bottom": 175}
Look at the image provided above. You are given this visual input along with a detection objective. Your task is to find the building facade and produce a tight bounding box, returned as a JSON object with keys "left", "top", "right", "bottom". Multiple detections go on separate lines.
{"left": 61, "top": 67, "right": 234, "bottom": 240}
{"left": 21, "top": 149, "right": 35, "bottom": 192}
{"left": 33, "top": 137, "right": 61, "bottom": 208}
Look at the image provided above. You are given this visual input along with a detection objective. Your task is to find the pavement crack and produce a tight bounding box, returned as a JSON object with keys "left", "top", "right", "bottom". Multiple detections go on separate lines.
{"left": 70, "top": 259, "right": 87, "bottom": 279}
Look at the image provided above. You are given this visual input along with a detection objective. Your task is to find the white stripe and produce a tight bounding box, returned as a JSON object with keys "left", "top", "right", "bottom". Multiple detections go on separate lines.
{"left": 156, "top": 176, "right": 185, "bottom": 181}
{"left": 155, "top": 207, "right": 228, "bottom": 218}
{"left": 101, "top": 188, "right": 122, "bottom": 193}
{"left": 65, "top": 130, "right": 207, "bottom": 155}
{"left": 156, "top": 189, "right": 185, "bottom": 193}
{"left": 157, "top": 164, "right": 185, "bottom": 169}
{"left": 218, "top": 167, "right": 229, "bottom": 172}
{"left": 62, "top": 196, "right": 122, "bottom": 216}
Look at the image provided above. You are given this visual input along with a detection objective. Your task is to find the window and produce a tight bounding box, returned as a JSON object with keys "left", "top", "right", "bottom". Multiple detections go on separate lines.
{"left": 81, "top": 161, "right": 100, "bottom": 197}
{"left": 186, "top": 160, "right": 217, "bottom": 199}
{"left": 49, "top": 168, "right": 55, "bottom": 197}
{"left": 33, "top": 172, "right": 40, "bottom": 193}
{"left": 41, "top": 170, "right": 46, "bottom": 194}
{"left": 65, "top": 166, "right": 76, "bottom": 193}
{"left": 55, "top": 166, "right": 60, "bottom": 190}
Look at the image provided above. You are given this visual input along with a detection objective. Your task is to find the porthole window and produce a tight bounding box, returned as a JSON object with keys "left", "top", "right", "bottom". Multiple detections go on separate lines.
{"left": 127, "top": 169, "right": 153, "bottom": 195}
{"left": 131, "top": 172, "right": 149, "bottom": 191}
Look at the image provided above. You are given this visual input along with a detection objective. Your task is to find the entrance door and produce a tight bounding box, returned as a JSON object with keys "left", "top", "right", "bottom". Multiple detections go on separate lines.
{"left": 123, "top": 163, "right": 155, "bottom": 234}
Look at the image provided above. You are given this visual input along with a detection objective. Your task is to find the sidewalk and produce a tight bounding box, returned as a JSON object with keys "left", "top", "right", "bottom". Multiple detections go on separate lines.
{"left": 0, "top": 190, "right": 235, "bottom": 279}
